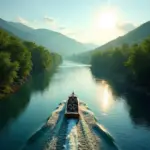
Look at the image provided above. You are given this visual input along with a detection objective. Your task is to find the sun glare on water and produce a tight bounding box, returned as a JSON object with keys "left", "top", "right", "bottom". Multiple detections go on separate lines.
{"left": 96, "top": 80, "right": 114, "bottom": 112}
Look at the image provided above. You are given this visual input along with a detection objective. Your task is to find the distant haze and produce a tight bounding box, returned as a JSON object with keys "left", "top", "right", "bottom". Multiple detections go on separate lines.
{"left": 0, "top": 18, "right": 92, "bottom": 56}
{"left": 0, "top": 0, "right": 149, "bottom": 45}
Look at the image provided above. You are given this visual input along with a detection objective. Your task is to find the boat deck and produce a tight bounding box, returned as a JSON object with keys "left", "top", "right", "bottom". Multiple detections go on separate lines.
{"left": 65, "top": 92, "right": 80, "bottom": 118}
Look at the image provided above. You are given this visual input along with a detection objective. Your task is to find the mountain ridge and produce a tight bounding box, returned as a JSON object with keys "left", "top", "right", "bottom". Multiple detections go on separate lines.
{"left": 93, "top": 21, "right": 150, "bottom": 52}
{"left": 69, "top": 21, "right": 150, "bottom": 63}
{"left": 0, "top": 18, "right": 88, "bottom": 56}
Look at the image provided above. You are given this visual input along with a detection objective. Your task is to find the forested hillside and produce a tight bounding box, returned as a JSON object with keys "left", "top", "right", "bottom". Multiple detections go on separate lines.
{"left": 70, "top": 21, "right": 150, "bottom": 63}
{"left": 91, "top": 38, "right": 150, "bottom": 92}
{"left": 94, "top": 21, "right": 150, "bottom": 52}
{"left": 0, "top": 29, "right": 62, "bottom": 98}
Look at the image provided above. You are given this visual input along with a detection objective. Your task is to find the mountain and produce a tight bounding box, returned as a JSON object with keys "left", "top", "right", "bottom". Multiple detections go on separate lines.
{"left": 71, "top": 21, "right": 150, "bottom": 63}
{"left": 84, "top": 43, "right": 98, "bottom": 50}
{"left": 0, "top": 18, "right": 88, "bottom": 56}
{"left": 9, "top": 22, "right": 34, "bottom": 33}
{"left": 93, "top": 21, "right": 150, "bottom": 52}
{"left": 0, "top": 18, "right": 31, "bottom": 38}
{"left": 25, "top": 29, "right": 88, "bottom": 55}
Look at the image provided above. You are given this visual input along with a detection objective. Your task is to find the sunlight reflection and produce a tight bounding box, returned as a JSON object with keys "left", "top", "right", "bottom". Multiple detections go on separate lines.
{"left": 96, "top": 80, "right": 114, "bottom": 112}
{"left": 103, "top": 84, "right": 109, "bottom": 109}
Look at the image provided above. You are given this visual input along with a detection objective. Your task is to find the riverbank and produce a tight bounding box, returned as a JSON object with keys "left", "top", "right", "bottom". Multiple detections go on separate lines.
{"left": 0, "top": 62, "right": 62, "bottom": 100}
{"left": 0, "top": 77, "right": 28, "bottom": 99}
{"left": 91, "top": 67, "right": 150, "bottom": 98}
{"left": 0, "top": 29, "right": 62, "bottom": 100}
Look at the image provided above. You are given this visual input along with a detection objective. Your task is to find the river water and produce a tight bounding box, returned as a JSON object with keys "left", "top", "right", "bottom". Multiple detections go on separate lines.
{"left": 0, "top": 61, "right": 150, "bottom": 150}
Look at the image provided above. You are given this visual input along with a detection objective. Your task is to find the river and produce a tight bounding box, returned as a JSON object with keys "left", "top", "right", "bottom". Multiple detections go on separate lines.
{"left": 0, "top": 60, "right": 150, "bottom": 150}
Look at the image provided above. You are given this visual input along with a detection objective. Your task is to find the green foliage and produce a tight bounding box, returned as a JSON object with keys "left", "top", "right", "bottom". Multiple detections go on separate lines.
{"left": 0, "top": 29, "right": 62, "bottom": 97}
{"left": 91, "top": 37, "right": 150, "bottom": 89}
{"left": 0, "top": 52, "right": 19, "bottom": 93}
{"left": 31, "top": 46, "right": 52, "bottom": 71}
{"left": 91, "top": 45, "right": 130, "bottom": 80}
{"left": 126, "top": 38, "right": 150, "bottom": 85}
{"left": 23, "top": 41, "right": 62, "bottom": 72}
{"left": 6, "top": 40, "right": 32, "bottom": 77}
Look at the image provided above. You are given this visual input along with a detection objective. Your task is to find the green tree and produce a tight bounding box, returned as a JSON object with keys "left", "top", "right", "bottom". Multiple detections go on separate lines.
{"left": 0, "top": 52, "right": 19, "bottom": 93}
{"left": 0, "top": 29, "right": 62, "bottom": 98}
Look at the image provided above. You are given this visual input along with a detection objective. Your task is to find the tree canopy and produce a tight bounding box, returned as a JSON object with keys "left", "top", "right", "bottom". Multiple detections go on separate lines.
{"left": 0, "top": 29, "right": 62, "bottom": 97}
{"left": 91, "top": 37, "right": 150, "bottom": 90}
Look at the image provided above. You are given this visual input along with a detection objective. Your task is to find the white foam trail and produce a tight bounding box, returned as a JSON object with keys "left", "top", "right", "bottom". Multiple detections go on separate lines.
{"left": 64, "top": 119, "right": 78, "bottom": 150}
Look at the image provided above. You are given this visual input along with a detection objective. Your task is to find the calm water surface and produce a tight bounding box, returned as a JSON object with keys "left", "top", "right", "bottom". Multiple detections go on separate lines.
{"left": 0, "top": 60, "right": 150, "bottom": 150}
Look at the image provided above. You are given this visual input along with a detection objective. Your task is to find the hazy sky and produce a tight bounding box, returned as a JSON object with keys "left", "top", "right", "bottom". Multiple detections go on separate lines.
{"left": 0, "top": 0, "right": 150, "bottom": 45}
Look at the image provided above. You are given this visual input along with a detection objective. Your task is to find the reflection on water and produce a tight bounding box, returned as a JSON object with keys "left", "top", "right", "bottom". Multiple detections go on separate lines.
{"left": 0, "top": 86, "right": 30, "bottom": 131}
{"left": 111, "top": 83, "right": 150, "bottom": 127}
{"left": 0, "top": 69, "right": 54, "bottom": 131}
{"left": 96, "top": 80, "right": 114, "bottom": 113}
{"left": 101, "top": 83, "right": 112, "bottom": 111}
{"left": 125, "top": 91, "right": 150, "bottom": 127}
{"left": 92, "top": 67, "right": 150, "bottom": 150}
{"left": 92, "top": 68, "right": 150, "bottom": 128}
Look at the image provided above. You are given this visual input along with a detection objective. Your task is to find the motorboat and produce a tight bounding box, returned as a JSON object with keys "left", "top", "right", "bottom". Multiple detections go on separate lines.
{"left": 65, "top": 92, "right": 79, "bottom": 118}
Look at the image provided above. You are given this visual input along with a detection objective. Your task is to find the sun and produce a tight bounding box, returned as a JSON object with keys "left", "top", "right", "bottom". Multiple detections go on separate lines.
{"left": 98, "top": 10, "right": 117, "bottom": 29}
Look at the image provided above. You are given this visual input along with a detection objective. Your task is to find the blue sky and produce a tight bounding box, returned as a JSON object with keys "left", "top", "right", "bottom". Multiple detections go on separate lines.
{"left": 0, "top": 0, "right": 150, "bottom": 44}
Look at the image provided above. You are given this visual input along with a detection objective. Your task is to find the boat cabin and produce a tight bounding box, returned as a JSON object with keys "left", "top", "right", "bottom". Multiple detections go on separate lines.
{"left": 65, "top": 92, "right": 79, "bottom": 118}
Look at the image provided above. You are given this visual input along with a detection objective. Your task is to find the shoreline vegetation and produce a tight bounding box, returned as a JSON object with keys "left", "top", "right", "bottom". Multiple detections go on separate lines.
{"left": 91, "top": 38, "right": 150, "bottom": 95}
{"left": 70, "top": 37, "right": 150, "bottom": 96}
{"left": 0, "top": 29, "right": 62, "bottom": 99}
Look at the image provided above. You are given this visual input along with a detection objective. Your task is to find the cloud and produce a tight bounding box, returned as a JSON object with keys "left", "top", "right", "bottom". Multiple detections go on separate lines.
{"left": 44, "top": 16, "right": 55, "bottom": 23}
{"left": 117, "top": 22, "right": 136, "bottom": 32}
{"left": 17, "top": 16, "right": 29, "bottom": 25}
{"left": 43, "top": 16, "right": 59, "bottom": 31}
{"left": 58, "top": 26, "right": 66, "bottom": 30}
{"left": 16, "top": 16, "right": 76, "bottom": 35}
{"left": 16, "top": 16, "right": 37, "bottom": 29}
{"left": 43, "top": 16, "right": 76, "bottom": 36}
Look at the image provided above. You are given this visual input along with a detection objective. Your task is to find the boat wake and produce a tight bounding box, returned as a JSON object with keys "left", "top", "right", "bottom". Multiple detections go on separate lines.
{"left": 64, "top": 119, "right": 78, "bottom": 150}
{"left": 22, "top": 102, "right": 119, "bottom": 150}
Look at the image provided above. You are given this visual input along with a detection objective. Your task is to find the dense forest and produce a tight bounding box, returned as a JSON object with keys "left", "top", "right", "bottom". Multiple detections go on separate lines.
{"left": 0, "top": 29, "right": 62, "bottom": 98}
{"left": 91, "top": 38, "right": 150, "bottom": 93}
